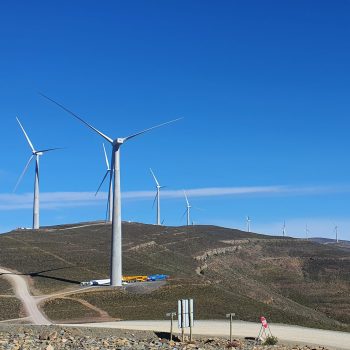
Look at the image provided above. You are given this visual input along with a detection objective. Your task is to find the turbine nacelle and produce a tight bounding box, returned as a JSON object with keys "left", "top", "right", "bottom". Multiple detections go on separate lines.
{"left": 114, "top": 138, "right": 125, "bottom": 146}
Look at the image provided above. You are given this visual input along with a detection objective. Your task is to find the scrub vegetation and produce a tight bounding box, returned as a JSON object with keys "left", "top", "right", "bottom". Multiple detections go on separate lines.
{"left": 0, "top": 222, "right": 349, "bottom": 331}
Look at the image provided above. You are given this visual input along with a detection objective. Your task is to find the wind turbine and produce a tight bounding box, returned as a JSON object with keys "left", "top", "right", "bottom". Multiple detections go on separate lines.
{"left": 14, "top": 117, "right": 60, "bottom": 230}
{"left": 282, "top": 220, "right": 286, "bottom": 237}
{"left": 335, "top": 225, "right": 339, "bottom": 243}
{"left": 246, "top": 216, "right": 251, "bottom": 232}
{"left": 305, "top": 224, "right": 309, "bottom": 240}
{"left": 183, "top": 191, "right": 191, "bottom": 226}
{"left": 40, "top": 93, "right": 181, "bottom": 286}
{"left": 150, "top": 168, "right": 163, "bottom": 225}
{"left": 95, "top": 143, "right": 113, "bottom": 223}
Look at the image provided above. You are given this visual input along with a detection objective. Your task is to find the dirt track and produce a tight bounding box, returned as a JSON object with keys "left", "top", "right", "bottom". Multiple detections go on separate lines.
{"left": 0, "top": 267, "right": 51, "bottom": 325}
{"left": 68, "top": 320, "right": 350, "bottom": 350}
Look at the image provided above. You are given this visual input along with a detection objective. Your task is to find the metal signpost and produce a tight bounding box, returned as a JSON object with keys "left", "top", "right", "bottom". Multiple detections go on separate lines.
{"left": 225, "top": 312, "right": 236, "bottom": 342}
{"left": 166, "top": 312, "right": 176, "bottom": 341}
{"left": 178, "top": 299, "right": 194, "bottom": 342}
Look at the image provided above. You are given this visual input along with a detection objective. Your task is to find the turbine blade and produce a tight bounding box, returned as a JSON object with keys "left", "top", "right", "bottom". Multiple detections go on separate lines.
{"left": 95, "top": 170, "right": 110, "bottom": 196}
{"left": 184, "top": 190, "right": 189, "bottom": 206}
{"left": 13, "top": 155, "right": 34, "bottom": 192}
{"left": 102, "top": 143, "right": 110, "bottom": 169}
{"left": 106, "top": 160, "right": 114, "bottom": 221}
{"left": 105, "top": 190, "right": 110, "bottom": 223}
{"left": 181, "top": 209, "right": 188, "bottom": 219}
{"left": 149, "top": 168, "right": 160, "bottom": 186}
{"left": 124, "top": 117, "right": 183, "bottom": 142}
{"left": 39, "top": 93, "right": 113, "bottom": 144}
{"left": 37, "top": 147, "right": 62, "bottom": 153}
{"left": 16, "top": 117, "right": 35, "bottom": 152}
{"left": 152, "top": 192, "right": 158, "bottom": 209}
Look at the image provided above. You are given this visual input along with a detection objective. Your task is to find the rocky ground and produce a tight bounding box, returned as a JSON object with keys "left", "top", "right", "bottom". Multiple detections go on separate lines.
{"left": 0, "top": 325, "right": 332, "bottom": 350}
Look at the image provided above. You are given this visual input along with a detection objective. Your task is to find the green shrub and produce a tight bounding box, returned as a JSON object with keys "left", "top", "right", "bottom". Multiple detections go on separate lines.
{"left": 263, "top": 335, "right": 278, "bottom": 345}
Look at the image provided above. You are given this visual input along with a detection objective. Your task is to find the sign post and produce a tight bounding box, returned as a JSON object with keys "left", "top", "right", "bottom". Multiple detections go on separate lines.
{"left": 166, "top": 312, "right": 176, "bottom": 341}
{"left": 225, "top": 313, "right": 235, "bottom": 342}
{"left": 178, "top": 299, "right": 194, "bottom": 342}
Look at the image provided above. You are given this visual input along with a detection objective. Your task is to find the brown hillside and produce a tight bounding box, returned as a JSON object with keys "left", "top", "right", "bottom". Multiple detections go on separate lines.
{"left": 0, "top": 222, "right": 349, "bottom": 331}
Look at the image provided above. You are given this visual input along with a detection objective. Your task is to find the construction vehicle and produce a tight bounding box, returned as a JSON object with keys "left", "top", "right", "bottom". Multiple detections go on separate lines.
{"left": 147, "top": 274, "right": 169, "bottom": 281}
{"left": 123, "top": 275, "right": 148, "bottom": 283}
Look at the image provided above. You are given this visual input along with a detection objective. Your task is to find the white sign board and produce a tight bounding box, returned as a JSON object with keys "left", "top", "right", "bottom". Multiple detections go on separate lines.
{"left": 178, "top": 299, "right": 194, "bottom": 329}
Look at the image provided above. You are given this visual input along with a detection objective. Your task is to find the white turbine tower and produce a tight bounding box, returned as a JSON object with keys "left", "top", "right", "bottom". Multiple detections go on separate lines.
{"left": 41, "top": 94, "right": 181, "bottom": 287}
{"left": 282, "top": 220, "right": 286, "bottom": 237}
{"left": 150, "top": 168, "right": 163, "bottom": 225}
{"left": 305, "top": 224, "right": 309, "bottom": 240}
{"left": 184, "top": 191, "right": 191, "bottom": 226}
{"left": 335, "top": 225, "right": 339, "bottom": 243}
{"left": 246, "top": 216, "right": 251, "bottom": 232}
{"left": 14, "top": 117, "right": 60, "bottom": 230}
{"left": 95, "top": 143, "right": 113, "bottom": 223}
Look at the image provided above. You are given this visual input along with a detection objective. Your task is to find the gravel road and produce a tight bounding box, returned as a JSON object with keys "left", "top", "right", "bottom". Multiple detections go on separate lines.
{"left": 68, "top": 320, "right": 350, "bottom": 350}
{"left": 0, "top": 267, "right": 51, "bottom": 325}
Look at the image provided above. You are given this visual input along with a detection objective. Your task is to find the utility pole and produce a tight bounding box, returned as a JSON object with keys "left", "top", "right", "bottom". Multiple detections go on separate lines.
{"left": 226, "top": 313, "right": 235, "bottom": 342}
{"left": 166, "top": 312, "right": 176, "bottom": 341}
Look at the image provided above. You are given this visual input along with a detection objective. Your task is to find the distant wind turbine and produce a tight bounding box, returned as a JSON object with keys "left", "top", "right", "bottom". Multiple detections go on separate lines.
{"left": 282, "top": 220, "right": 286, "bottom": 237}
{"left": 246, "top": 216, "right": 251, "bottom": 232}
{"left": 40, "top": 93, "right": 182, "bottom": 286}
{"left": 150, "top": 168, "right": 164, "bottom": 225}
{"left": 305, "top": 224, "right": 309, "bottom": 240}
{"left": 184, "top": 191, "right": 191, "bottom": 226}
{"left": 14, "top": 117, "right": 60, "bottom": 229}
{"left": 95, "top": 143, "right": 113, "bottom": 223}
{"left": 335, "top": 225, "right": 339, "bottom": 243}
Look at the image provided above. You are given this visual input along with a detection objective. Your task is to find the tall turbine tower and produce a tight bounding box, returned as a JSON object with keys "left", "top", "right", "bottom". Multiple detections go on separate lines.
{"left": 150, "top": 168, "right": 163, "bottom": 225}
{"left": 95, "top": 143, "right": 113, "bottom": 222}
{"left": 246, "top": 216, "right": 251, "bottom": 232}
{"left": 305, "top": 224, "right": 309, "bottom": 240}
{"left": 14, "top": 117, "right": 60, "bottom": 229}
{"left": 184, "top": 191, "right": 191, "bottom": 226}
{"left": 282, "top": 220, "right": 286, "bottom": 237}
{"left": 335, "top": 225, "right": 339, "bottom": 243}
{"left": 41, "top": 94, "right": 181, "bottom": 286}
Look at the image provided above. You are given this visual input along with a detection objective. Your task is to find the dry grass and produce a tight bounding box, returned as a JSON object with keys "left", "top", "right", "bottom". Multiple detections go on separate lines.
{"left": 0, "top": 297, "right": 22, "bottom": 321}
{"left": 0, "top": 277, "right": 14, "bottom": 295}
{"left": 0, "top": 222, "right": 349, "bottom": 331}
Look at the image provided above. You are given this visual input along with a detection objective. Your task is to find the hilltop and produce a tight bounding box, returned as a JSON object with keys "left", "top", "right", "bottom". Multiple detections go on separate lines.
{"left": 0, "top": 222, "right": 349, "bottom": 332}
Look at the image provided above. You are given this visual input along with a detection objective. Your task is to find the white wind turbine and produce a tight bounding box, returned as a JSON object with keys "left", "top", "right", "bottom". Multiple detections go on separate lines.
{"left": 150, "top": 168, "right": 163, "bottom": 225}
{"left": 334, "top": 225, "right": 339, "bottom": 243}
{"left": 282, "top": 220, "right": 286, "bottom": 237}
{"left": 183, "top": 190, "right": 191, "bottom": 226}
{"left": 305, "top": 224, "right": 309, "bottom": 240}
{"left": 246, "top": 216, "right": 251, "bottom": 232}
{"left": 14, "top": 117, "right": 60, "bottom": 229}
{"left": 95, "top": 143, "right": 113, "bottom": 223}
{"left": 41, "top": 93, "right": 181, "bottom": 286}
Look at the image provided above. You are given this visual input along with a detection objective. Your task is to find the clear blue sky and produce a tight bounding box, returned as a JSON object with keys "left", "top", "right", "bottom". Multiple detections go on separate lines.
{"left": 0, "top": 1, "right": 349, "bottom": 239}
